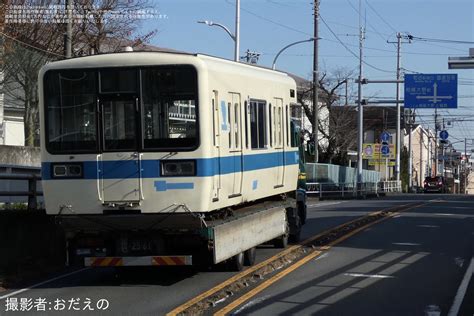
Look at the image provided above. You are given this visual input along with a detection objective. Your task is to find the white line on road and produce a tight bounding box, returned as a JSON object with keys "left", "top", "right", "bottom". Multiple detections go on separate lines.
{"left": 344, "top": 273, "right": 394, "bottom": 279}
{"left": 392, "top": 242, "right": 421, "bottom": 246}
{"left": 417, "top": 225, "right": 439, "bottom": 228}
{"left": 233, "top": 295, "right": 271, "bottom": 314}
{"left": 307, "top": 201, "right": 343, "bottom": 208}
{"left": 314, "top": 253, "right": 329, "bottom": 262}
{"left": 0, "top": 268, "right": 89, "bottom": 300}
{"left": 434, "top": 213, "right": 455, "bottom": 216}
{"left": 448, "top": 257, "right": 474, "bottom": 316}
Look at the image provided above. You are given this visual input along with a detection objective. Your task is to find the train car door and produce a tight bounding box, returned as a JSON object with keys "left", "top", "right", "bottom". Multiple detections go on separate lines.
{"left": 99, "top": 96, "right": 141, "bottom": 203}
{"left": 229, "top": 93, "right": 243, "bottom": 197}
{"left": 212, "top": 92, "right": 221, "bottom": 201}
{"left": 274, "top": 98, "right": 285, "bottom": 187}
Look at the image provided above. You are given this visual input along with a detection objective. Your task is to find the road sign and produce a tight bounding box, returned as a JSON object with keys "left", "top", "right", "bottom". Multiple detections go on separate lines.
{"left": 362, "top": 143, "right": 396, "bottom": 160}
{"left": 404, "top": 74, "right": 457, "bottom": 109}
{"left": 380, "top": 131, "right": 390, "bottom": 142}
{"left": 369, "top": 160, "right": 395, "bottom": 167}
{"left": 381, "top": 145, "right": 390, "bottom": 156}
{"left": 440, "top": 130, "right": 449, "bottom": 140}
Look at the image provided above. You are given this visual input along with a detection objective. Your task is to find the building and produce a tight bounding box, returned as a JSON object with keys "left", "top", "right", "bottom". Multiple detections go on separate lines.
{"left": 404, "top": 125, "right": 436, "bottom": 188}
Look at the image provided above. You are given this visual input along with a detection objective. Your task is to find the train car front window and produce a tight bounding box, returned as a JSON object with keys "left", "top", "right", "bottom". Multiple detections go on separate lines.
{"left": 141, "top": 66, "right": 198, "bottom": 149}
{"left": 44, "top": 70, "right": 98, "bottom": 153}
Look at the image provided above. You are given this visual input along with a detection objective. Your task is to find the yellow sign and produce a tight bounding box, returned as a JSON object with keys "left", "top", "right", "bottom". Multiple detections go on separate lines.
{"left": 362, "top": 143, "right": 396, "bottom": 160}
{"left": 369, "top": 159, "right": 396, "bottom": 166}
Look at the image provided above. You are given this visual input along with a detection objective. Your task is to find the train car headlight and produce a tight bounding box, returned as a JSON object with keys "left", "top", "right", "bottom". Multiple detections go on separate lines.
{"left": 52, "top": 163, "right": 83, "bottom": 178}
{"left": 161, "top": 160, "right": 196, "bottom": 177}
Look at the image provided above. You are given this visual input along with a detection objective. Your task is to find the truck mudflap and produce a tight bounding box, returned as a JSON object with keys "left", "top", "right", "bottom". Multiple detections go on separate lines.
{"left": 84, "top": 255, "right": 192, "bottom": 267}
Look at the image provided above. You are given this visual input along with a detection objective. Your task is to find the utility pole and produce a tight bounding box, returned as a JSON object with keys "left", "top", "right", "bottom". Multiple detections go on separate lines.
{"left": 313, "top": 0, "right": 319, "bottom": 163}
{"left": 356, "top": 0, "right": 365, "bottom": 188}
{"left": 394, "top": 32, "right": 401, "bottom": 183}
{"left": 407, "top": 110, "right": 414, "bottom": 192}
{"left": 64, "top": 0, "right": 72, "bottom": 58}
{"left": 465, "top": 138, "right": 468, "bottom": 194}
{"left": 234, "top": 0, "right": 240, "bottom": 62}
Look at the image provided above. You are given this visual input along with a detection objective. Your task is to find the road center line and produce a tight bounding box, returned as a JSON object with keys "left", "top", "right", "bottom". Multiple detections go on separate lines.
{"left": 392, "top": 242, "right": 421, "bottom": 246}
{"left": 0, "top": 268, "right": 89, "bottom": 300}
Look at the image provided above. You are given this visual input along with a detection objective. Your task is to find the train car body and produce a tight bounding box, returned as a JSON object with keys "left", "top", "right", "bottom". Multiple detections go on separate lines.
{"left": 39, "top": 52, "right": 299, "bottom": 216}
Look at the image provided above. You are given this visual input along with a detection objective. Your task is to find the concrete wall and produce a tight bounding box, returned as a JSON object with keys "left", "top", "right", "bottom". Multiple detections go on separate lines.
{"left": 0, "top": 145, "right": 40, "bottom": 167}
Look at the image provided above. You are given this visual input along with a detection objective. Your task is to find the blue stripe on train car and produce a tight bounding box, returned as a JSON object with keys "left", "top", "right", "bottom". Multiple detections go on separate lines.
{"left": 42, "top": 150, "right": 299, "bottom": 180}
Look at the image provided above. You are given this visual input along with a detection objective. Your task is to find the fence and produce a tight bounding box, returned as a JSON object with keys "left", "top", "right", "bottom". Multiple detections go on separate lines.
{"left": 0, "top": 165, "right": 43, "bottom": 210}
{"left": 305, "top": 163, "right": 381, "bottom": 184}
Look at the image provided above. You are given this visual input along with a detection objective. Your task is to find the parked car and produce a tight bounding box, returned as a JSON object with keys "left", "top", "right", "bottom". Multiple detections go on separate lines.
{"left": 424, "top": 176, "right": 448, "bottom": 193}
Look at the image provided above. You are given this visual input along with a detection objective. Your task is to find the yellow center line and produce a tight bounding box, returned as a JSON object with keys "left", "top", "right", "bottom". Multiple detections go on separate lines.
{"left": 213, "top": 202, "right": 430, "bottom": 315}
{"left": 167, "top": 202, "right": 425, "bottom": 316}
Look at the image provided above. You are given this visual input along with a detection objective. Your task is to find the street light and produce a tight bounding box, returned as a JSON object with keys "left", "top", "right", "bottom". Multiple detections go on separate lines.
{"left": 198, "top": 0, "right": 240, "bottom": 62}
{"left": 272, "top": 38, "right": 316, "bottom": 70}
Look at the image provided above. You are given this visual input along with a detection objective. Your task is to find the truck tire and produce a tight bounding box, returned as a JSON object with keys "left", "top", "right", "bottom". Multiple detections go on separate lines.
{"left": 274, "top": 221, "right": 289, "bottom": 248}
{"left": 298, "top": 201, "right": 307, "bottom": 225}
{"left": 244, "top": 247, "right": 256, "bottom": 266}
{"left": 289, "top": 214, "right": 302, "bottom": 243}
{"left": 227, "top": 252, "right": 244, "bottom": 271}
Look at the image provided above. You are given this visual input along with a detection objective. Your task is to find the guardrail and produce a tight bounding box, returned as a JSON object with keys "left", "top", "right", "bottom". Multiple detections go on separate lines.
{"left": 379, "top": 180, "right": 402, "bottom": 193}
{"left": 306, "top": 180, "right": 401, "bottom": 199}
{"left": 0, "top": 174, "right": 43, "bottom": 211}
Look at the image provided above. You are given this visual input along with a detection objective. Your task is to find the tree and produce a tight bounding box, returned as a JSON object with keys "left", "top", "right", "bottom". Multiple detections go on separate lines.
{"left": 1, "top": 0, "right": 157, "bottom": 146}
{"left": 298, "top": 68, "right": 357, "bottom": 165}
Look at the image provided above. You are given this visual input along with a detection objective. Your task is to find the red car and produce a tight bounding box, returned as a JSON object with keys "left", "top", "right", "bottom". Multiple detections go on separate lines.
{"left": 424, "top": 176, "right": 448, "bottom": 193}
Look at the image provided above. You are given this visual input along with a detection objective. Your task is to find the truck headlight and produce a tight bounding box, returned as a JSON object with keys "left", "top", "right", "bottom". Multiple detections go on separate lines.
{"left": 52, "top": 163, "right": 83, "bottom": 178}
{"left": 161, "top": 160, "right": 196, "bottom": 177}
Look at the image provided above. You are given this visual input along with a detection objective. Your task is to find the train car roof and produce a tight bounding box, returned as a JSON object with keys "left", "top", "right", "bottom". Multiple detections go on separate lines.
{"left": 40, "top": 50, "right": 300, "bottom": 84}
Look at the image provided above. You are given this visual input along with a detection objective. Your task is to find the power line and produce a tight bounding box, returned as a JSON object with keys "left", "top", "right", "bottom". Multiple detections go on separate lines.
{"left": 364, "top": 0, "right": 397, "bottom": 33}
{"left": 408, "top": 35, "right": 474, "bottom": 45}
{"left": 320, "top": 15, "right": 395, "bottom": 74}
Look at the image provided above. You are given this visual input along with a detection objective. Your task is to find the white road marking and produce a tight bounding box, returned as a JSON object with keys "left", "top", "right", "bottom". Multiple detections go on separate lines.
{"left": 417, "top": 225, "right": 439, "bottom": 228}
{"left": 434, "top": 213, "right": 455, "bottom": 216}
{"left": 392, "top": 215, "right": 402, "bottom": 218}
{"left": 454, "top": 257, "right": 465, "bottom": 268}
{"left": 448, "top": 257, "right": 474, "bottom": 316}
{"left": 0, "top": 268, "right": 89, "bottom": 300}
{"left": 233, "top": 295, "right": 271, "bottom": 314}
{"left": 314, "top": 253, "right": 329, "bottom": 262}
{"left": 344, "top": 273, "right": 394, "bottom": 279}
{"left": 392, "top": 242, "right": 421, "bottom": 246}
{"left": 307, "top": 202, "right": 343, "bottom": 208}
{"left": 424, "top": 304, "right": 441, "bottom": 316}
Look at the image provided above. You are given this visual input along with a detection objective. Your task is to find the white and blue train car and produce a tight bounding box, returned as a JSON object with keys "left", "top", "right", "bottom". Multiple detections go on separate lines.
{"left": 39, "top": 51, "right": 302, "bottom": 267}
{"left": 39, "top": 52, "right": 299, "bottom": 217}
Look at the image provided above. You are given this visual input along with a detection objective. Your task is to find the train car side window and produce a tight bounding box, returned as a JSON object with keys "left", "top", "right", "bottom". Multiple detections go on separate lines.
{"left": 286, "top": 105, "right": 289, "bottom": 146}
{"left": 250, "top": 100, "right": 267, "bottom": 149}
{"left": 228, "top": 102, "right": 232, "bottom": 149}
{"left": 234, "top": 103, "right": 240, "bottom": 149}
{"left": 268, "top": 103, "right": 272, "bottom": 148}
{"left": 244, "top": 101, "right": 248, "bottom": 149}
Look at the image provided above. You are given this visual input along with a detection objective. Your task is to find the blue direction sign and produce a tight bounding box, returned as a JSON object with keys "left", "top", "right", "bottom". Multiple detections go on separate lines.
{"left": 440, "top": 130, "right": 449, "bottom": 140}
{"left": 381, "top": 144, "right": 390, "bottom": 156}
{"left": 380, "top": 131, "right": 390, "bottom": 143}
{"left": 404, "top": 74, "right": 457, "bottom": 109}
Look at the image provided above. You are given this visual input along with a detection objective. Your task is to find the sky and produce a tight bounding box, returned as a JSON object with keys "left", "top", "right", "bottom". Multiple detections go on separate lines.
{"left": 140, "top": 0, "right": 474, "bottom": 151}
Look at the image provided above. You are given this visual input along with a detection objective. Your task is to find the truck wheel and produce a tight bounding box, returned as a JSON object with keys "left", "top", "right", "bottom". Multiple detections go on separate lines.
{"left": 298, "top": 201, "right": 307, "bottom": 225}
{"left": 227, "top": 252, "right": 244, "bottom": 271}
{"left": 274, "top": 220, "right": 289, "bottom": 249}
{"left": 289, "top": 214, "right": 302, "bottom": 243}
{"left": 244, "top": 247, "right": 256, "bottom": 266}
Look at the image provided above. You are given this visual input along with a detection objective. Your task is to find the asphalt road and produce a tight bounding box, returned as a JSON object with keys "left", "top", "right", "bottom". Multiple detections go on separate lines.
{"left": 1, "top": 194, "right": 473, "bottom": 315}
{"left": 224, "top": 194, "right": 474, "bottom": 316}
